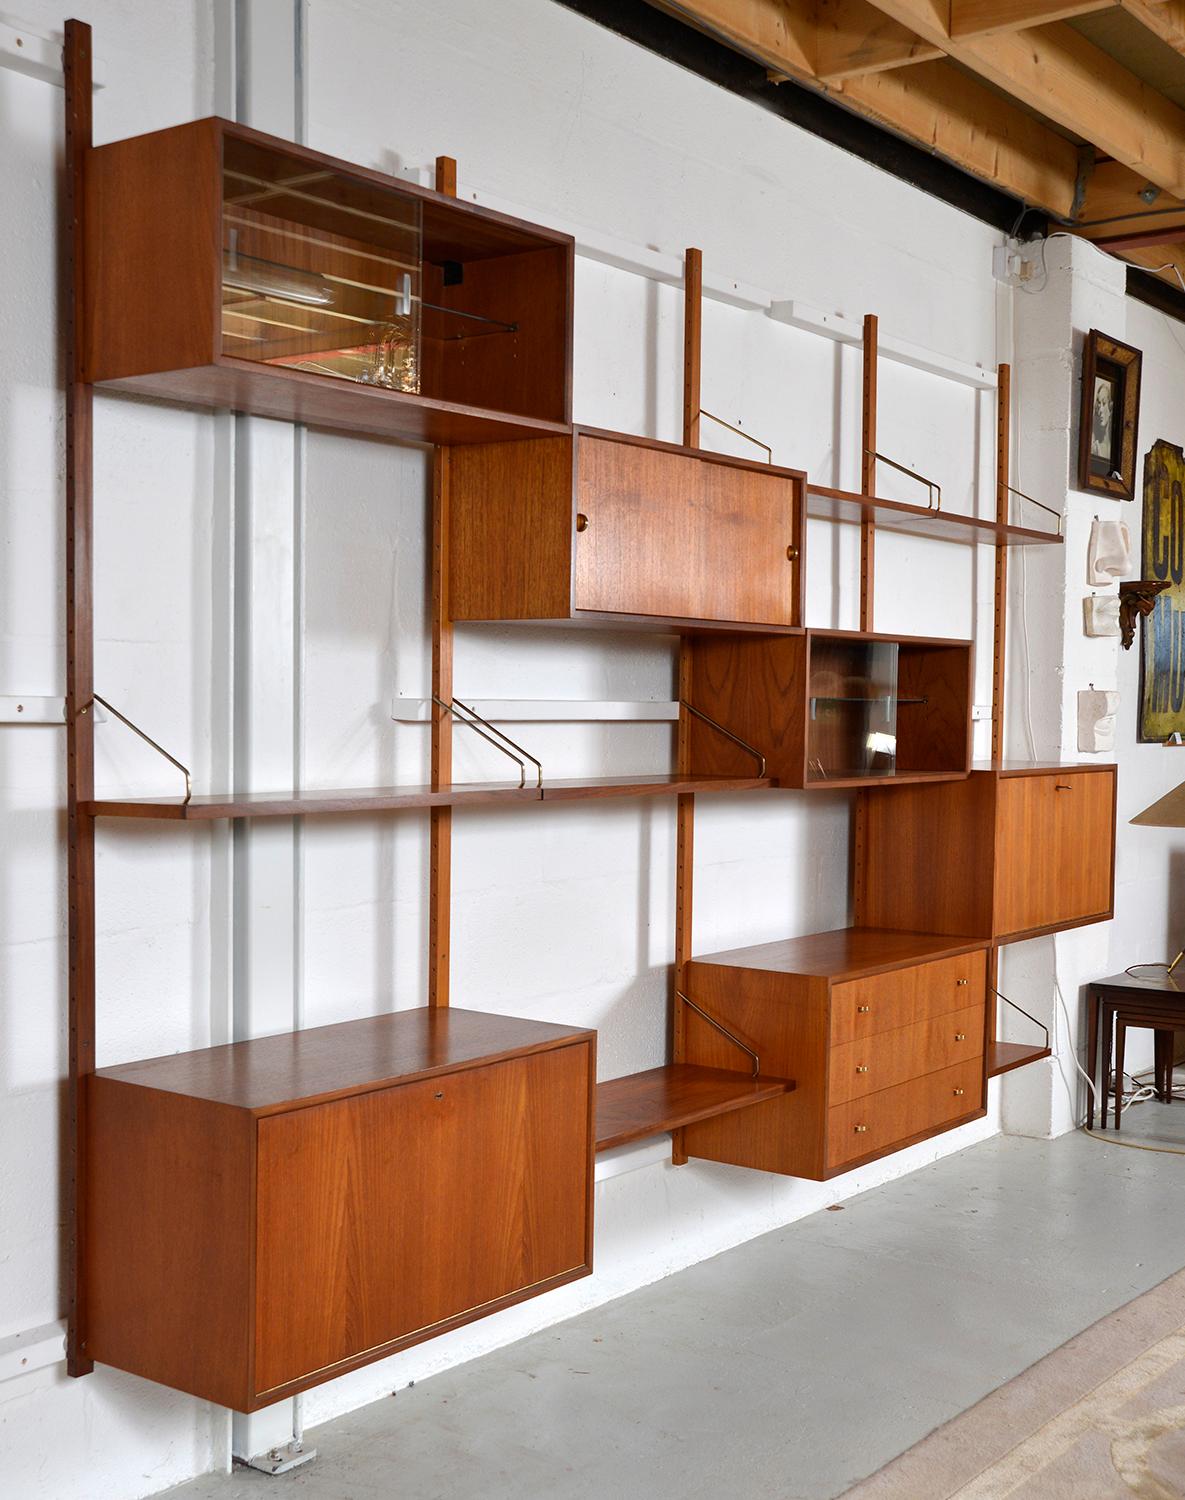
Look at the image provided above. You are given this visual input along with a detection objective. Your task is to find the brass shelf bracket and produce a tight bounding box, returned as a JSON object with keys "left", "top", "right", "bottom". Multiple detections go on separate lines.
{"left": 1004, "top": 483, "right": 1063, "bottom": 536}
{"left": 432, "top": 694, "right": 544, "bottom": 789}
{"left": 698, "top": 409, "right": 773, "bottom": 463}
{"left": 680, "top": 701, "right": 767, "bottom": 778}
{"left": 85, "top": 694, "right": 192, "bottom": 803}
{"left": 867, "top": 450, "right": 941, "bottom": 511}
{"left": 677, "top": 990, "right": 760, "bottom": 1078}
{"left": 994, "top": 987, "right": 1051, "bottom": 1053}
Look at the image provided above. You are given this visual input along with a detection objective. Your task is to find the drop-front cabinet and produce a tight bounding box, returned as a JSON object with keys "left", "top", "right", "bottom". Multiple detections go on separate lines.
{"left": 85, "top": 1009, "right": 595, "bottom": 1411}
{"left": 856, "top": 763, "right": 1117, "bottom": 942}
{"left": 448, "top": 427, "right": 806, "bottom": 630}
{"left": 680, "top": 929, "right": 989, "bottom": 1180}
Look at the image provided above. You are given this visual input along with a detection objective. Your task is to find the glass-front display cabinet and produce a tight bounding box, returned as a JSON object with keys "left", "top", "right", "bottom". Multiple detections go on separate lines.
{"left": 806, "top": 637, "right": 900, "bottom": 781}
{"left": 83, "top": 120, "right": 573, "bottom": 444}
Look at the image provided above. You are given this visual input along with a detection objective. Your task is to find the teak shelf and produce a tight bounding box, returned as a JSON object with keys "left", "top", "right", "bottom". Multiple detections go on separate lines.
{"left": 987, "top": 1040, "right": 1053, "bottom": 1078}
{"left": 449, "top": 427, "right": 806, "bottom": 632}
{"left": 86, "top": 1008, "right": 595, "bottom": 1410}
{"left": 83, "top": 117, "right": 574, "bottom": 445}
{"left": 595, "top": 1063, "right": 795, "bottom": 1152}
{"left": 686, "top": 629, "right": 973, "bottom": 789}
{"left": 807, "top": 485, "right": 1063, "bottom": 548}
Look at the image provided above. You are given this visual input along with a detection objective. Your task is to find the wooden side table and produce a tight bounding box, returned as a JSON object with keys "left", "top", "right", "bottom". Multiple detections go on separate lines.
{"left": 1086, "top": 972, "right": 1185, "bottom": 1129}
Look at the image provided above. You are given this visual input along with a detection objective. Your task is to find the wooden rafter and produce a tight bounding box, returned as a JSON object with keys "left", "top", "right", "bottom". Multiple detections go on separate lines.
{"left": 949, "top": 1, "right": 1118, "bottom": 37}
{"left": 815, "top": 0, "right": 941, "bottom": 80}
{"left": 1120, "top": 0, "right": 1185, "bottom": 53}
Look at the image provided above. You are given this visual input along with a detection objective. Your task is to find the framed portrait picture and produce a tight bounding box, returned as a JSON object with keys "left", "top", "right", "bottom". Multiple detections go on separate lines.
{"left": 1077, "top": 329, "right": 1142, "bottom": 499}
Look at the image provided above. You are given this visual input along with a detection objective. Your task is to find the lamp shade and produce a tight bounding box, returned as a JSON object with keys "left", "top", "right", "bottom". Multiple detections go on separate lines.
{"left": 1132, "top": 780, "right": 1185, "bottom": 827}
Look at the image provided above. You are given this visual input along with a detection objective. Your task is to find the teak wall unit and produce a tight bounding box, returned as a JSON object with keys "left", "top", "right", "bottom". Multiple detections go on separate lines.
{"left": 681, "top": 931, "right": 989, "bottom": 1180}
{"left": 448, "top": 427, "right": 806, "bottom": 631}
{"left": 63, "top": 16, "right": 1089, "bottom": 1411}
{"left": 87, "top": 1009, "right": 595, "bottom": 1410}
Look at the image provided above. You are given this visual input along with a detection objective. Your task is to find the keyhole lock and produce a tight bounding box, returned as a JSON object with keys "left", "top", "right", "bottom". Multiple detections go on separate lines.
{"left": 434, "top": 1091, "right": 444, "bottom": 1100}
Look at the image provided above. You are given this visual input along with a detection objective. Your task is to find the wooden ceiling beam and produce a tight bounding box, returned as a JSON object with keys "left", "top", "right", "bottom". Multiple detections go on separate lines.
{"left": 1077, "top": 157, "right": 1185, "bottom": 240}
{"left": 647, "top": 0, "right": 818, "bottom": 74}
{"left": 1120, "top": 0, "right": 1185, "bottom": 53}
{"left": 815, "top": 0, "right": 942, "bottom": 80}
{"left": 950, "top": 2, "right": 1119, "bottom": 37}
{"left": 865, "top": 1, "right": 1185, "bottom": 197}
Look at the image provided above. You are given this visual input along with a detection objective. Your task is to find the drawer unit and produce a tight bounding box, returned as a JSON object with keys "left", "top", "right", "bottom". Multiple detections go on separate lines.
{"left": 828, "top": 1004, "right": 985, "bottom": 1104}
{"left": 680, "top": 928, "right": 988, "bottom": 1180}
{"left": 856, "top": 763, "right": 1117, "bottom": 943}
{"left": 449, "top": 427, "right": 805, "bottom": 631}
{"left": 85, "top": 1008, "right": 594, "bottom": 1411}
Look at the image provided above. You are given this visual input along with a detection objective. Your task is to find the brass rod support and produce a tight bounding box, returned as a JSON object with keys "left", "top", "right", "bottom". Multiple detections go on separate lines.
{"left": 994, "top": 987, "right": 1051, "bottom": 1052}
{"left": 431, "top": 695, "right": 544, "bottom": 790}
{"left": 866, "top": 450, "right": 942, "bottom": 511}
{"left": 680, "top": 701, "right": 767, "bottom": 778}
{"left": 677, "top": 990, "right": 760, "bottom": 1078}
{"left": 87, "top": 695, "right": 192, "bottom": 803}
{"left": 1004, "top": 483, "right": 1063, "bottom": 535}
{"left": 697, "top": 409, "right": 772, "bottom": 463}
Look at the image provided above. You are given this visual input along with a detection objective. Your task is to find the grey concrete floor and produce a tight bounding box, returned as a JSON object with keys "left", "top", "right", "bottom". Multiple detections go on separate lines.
{"left": 167, "top": 1103, "right": 1185, "bottom": 1500}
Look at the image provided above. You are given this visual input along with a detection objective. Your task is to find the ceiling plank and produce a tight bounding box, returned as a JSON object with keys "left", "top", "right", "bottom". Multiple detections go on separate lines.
{"left": 950, "top": 2, "right": 1119, "bottom": 37}
{"left": 815, "top": 0, "right": 943, "bottom": 79}
{"left": 866, "top": 2, "right": 1185, "bottom": 196}
{"left": 647, "top": 0, "right": 817, "bottom": 73}
{"left": 1120, "top": 0, "right": 1185, "bottom": 52}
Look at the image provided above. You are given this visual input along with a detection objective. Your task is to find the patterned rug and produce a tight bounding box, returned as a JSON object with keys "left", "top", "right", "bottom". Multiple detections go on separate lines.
{"left": 843, "top": 1266, "right": 1185, "bottom": 1499}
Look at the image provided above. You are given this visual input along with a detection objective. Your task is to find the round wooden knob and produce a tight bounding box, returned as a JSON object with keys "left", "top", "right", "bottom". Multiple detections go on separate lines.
{"left": 575, "top": 513, "right": 589, "bottom": 532}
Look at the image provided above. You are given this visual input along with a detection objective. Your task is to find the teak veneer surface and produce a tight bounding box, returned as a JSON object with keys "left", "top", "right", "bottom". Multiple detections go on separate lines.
{"left": 986, "top": 1040, "right": 1053, "bottom": 1077}
{"left": 692, "top": 927, "right": 988, "bottom": 981}
{"left": 594, "top": 1063, "right": 794, "bottom": 1151}
{"left": 449, "top": 428, "right": 806, "bottom": 630}
{"left": 807, "top": 484, "right": 1063, "bottom": 547}
{"left": 93, "top": 1006, "right": 590, "bottom": 1114}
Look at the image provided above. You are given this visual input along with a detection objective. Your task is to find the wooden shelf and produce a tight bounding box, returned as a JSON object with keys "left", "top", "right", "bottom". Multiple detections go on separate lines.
{"left": 986, "top": 1041, "right": 1052, "bottom": 1078}
{"left": 595, "top": 1063, "right": 794, "bottom": 1151}
{"left": 84, "top": 774, "right": 775, "bottom": 820}
{"left": 807, "top": 485, "right": 1062, "bottom": 547}
{"left": 692, "top": 926, "right": 988, "bottom": 981}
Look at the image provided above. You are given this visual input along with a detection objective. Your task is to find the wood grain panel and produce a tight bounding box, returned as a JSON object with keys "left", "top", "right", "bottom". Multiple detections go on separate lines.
{"left": 694, "top": 926, "right": 987, "bottom": 980}
{"left": 831, "top": 951, "right": 987, "bottom": 1044}
{"left": 595, "top": 1063, "right": 793, "bottom": 1151}
{"left": 994, "top": 768, "right": 1115, "bottom": 937}
{"left": 686, "top": 633, "right": 808, "bottom": 781}
{"left": 682, "top": 962, "right": 829, "bottom": 1179}
{"left": 827, "top": 1058, "right": 984, "bottom": 1169}
{"left": 449, "top": 437, "right": 575, "bottom": 619}
{"left": 572, "top": 435, "right": 800, "bottom": 625}
{"left": 86, "top": 1080, "right": 255, "bottom": 1411}
{"left": 254, "top": 1045, "right": 592, "bottom": 1398}
{"left": 84, "top": 120, "right": 220, "bottom": 382}
{"left": 896, "top": 642, "right": 974, "bottom": 773}
{"left": 828, "top": 1002, "right": 985, "bottom": 1104}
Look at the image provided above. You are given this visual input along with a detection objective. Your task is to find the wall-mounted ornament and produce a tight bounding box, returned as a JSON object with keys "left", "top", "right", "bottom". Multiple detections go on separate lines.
{"left": 1078, "top": 688, "right": 1118, "bottom": 753}
{"left": 1087, "top": 517, "right": 1132, "bottom": 584}
{"left": 1123, "top": 580, "right": 1170, "bottom": 650}
{"left": 1083, "top": 595, "right": 1121, "bottom": 637}
{"left": 1139, "top": 441, "right": 1185, "bottom": 739}
{"left": 1078, "top": 329, "right": 1142, "bottom": 500}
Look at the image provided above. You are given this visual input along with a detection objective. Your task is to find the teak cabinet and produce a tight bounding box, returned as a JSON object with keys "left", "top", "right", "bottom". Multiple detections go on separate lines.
{"left": 680, "top": 930, "right": 989, "bottom": 1180}
{"left": 448, "top": 428, "right": 806, "bottom": 630}
{"left": 82, "top": 118, "right": 574, "bottom": 445}
{"left": 85, "top": 1008, "right": 594, "bottom": 1411}
{"left": 856, "top": 763, "right": 1118, "bottom": 943}
{"left": 685, "top": 630, "right": 973, "bottom": 788}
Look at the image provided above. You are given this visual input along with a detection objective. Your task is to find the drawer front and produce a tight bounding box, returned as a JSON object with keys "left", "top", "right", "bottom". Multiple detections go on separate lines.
{"left": 829, "top": 1003, "right": 984, "bottom": 1105}
{"left": 253, "top": 1042, "right": 592, "bottom": 1400}
{"left": 995, "top": 769, "right": 1115, "bottom": 937}
{"left": 831, "top": 951, "right": 986, "bottom": 1045}
{"left": 572, "top": 435, "right": 800, "bottom": 626}
{"left": 828, "top": 1058, "right": 983, "bottom": 1169}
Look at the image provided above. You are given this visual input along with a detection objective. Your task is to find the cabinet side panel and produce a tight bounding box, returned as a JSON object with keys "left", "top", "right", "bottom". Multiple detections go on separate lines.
{"left": 896, "top": 644, "right": 973, "bottom": 773}
{"left": 681, "top": 963, "right": 827, "bottom": 1178}
{"left": 438, "top": 245, "right": 571, "bottom": 424}
{"left": 253, "top": 1042, "right": 592, "bottom": 1401}
{"left": 84, "top": 120, "right": 219, "bottom": 382}
{"left": 572, "top": 439, "right": 799, "bottom": 626}
{"left": 686, "top": 635, "right": 807, "bottom": 783}
{"left": 85, "top": 1077, "right": 254, "bottom": 1410}
{"left": 855, "top": 778, "right": 995, "bottom": 936}
{"left": 448, "top": 437, "right": 574, "bottom": 619}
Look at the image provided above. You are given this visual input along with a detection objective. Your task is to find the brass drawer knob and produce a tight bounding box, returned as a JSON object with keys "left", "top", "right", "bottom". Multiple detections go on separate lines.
{"left": 575, "top": 512, "right": 590, "bottom": 532}
{"left": 856, "top": 1065, "right": 869, "bottom": 1074}
{"left": 954, "top": 1033, "right": 967, "bottom": 1041}
{"left": 957, "top": 978, "right": 969, "bottom": 987}
{"left": 786, "top": 545, "right": 799, "bottom": 562}
{"left": 854, "top": 1124, "right": 869, "bottom": 1134}
{"left": 953, "top": 1088, "right": 965, "bottom": 1097}
{"left": 857, "top": 1005, "right": 871, "bottom": 1014}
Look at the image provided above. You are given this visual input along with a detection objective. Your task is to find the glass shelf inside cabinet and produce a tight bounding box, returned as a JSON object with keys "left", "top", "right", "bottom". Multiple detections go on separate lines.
{"left": 807, "top": 639, "right": 904, "bottom": 782}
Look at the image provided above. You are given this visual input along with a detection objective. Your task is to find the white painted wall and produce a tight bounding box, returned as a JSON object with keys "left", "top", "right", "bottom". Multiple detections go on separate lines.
{"left": 3, "top": 2, "right": 1170, "bottom": 1495}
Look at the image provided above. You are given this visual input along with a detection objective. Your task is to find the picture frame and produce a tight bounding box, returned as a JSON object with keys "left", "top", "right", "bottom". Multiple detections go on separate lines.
{"left": 1077, "top": 329, "right": 1142, "bottom": 500}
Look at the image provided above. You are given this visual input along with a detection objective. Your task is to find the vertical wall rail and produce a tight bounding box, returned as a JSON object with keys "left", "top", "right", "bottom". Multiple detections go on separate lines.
{"left": 860, "top": 313, "right": 878, "bottom": 632}
{"left": 64, "top": 16, "right": 95, "bottom": 1379}
{"left": 672, "top": 246, "right": 702, "bottom": 1167}
{"left": 429, "top": 155, "right": 457, "bottom": 1009}
{"left": 988, "top": 362, "right": 1011, "bottom": 1053}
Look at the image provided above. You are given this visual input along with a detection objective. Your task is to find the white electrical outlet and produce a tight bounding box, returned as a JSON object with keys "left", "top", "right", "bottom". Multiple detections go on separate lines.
{"left": 992, "top": 243, "right": 1037, "bottom": 287}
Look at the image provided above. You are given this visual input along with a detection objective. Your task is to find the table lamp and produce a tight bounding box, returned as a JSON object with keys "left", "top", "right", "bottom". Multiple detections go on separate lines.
{"left": 1131, "top": 780, "right": 1185, "bottom": 975}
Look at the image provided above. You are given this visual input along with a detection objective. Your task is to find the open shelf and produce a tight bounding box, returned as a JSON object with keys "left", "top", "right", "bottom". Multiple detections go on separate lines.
{"left": 807, "top": 485, "right": 1062, "bottom": 547}
{"left": 84, "top": 774, "right": 775, "bottom": 820}
{"left": 986, "top": 1041, "right": 1052, "bottom": 1078}
{"left": 595, "top": 1063, "right": 794, "bottom": 1152}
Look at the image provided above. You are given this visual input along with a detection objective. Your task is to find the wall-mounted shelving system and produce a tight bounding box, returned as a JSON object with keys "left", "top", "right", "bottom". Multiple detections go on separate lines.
{"left": 62, "top": 15, "right": 1102, "bottom": 1411}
